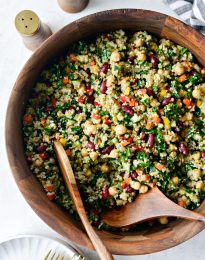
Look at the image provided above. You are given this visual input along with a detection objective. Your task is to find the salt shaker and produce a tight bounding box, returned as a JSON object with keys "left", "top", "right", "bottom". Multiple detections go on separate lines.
{"left": 57, "top": 0, "right": 89, "bottom": 13}
{"left": 15, "top": 10, "right": 52, "bottom": 51}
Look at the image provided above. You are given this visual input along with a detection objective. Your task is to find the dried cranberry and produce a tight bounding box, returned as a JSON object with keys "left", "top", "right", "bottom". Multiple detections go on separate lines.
{"left": 126, "top": 186, "right": 135, "bottom": 193}
{"left": 140, "top": 132, "right": 146, "bottom": 140}
{"left": 147, "top": 134, "right": 155, "bottom": 148}
{"left": 39, "top": 152, "right": 48, "bottom": 159}
{"left": 77, "top": 96, "right": 85, "bottom": 104}
{"left": 130, "top": 171, "right": 138, "bottom": 180}
{"left": 102, "top": 187, "right": 109, "bottom": 200}
{"left": 100, "top": 81, "right": 107, "bottom": 94}
{"left": 76, "top": 108, "right": 82, "bottom": 114}
{"left": 201, "top": 151, "right": 205, "bottom": 158}
{"left": 55, "top": 189, "right": 61, "bottom": 196}
{"left": 36, "top": 145, "right": 47, "bottom": 153}
{"left": 86, "top": 82, "right": 91, "bottom": 89}
{"left": 86, "top": 88, "right": 93, "bottom": 96}
{"left": 190, "top": 69, "right": 197, "bottom": 75}
{"left": 99, "top": 63, "right": 109, "bottom": 74}
{"left": 122, "top": 105, "right": 134, "bottom": 116}
{"left": 85, "top": 68, "right": 90, "bottom": 74}
{"left": 45, "top": 105, "right": 54, "bottom": 112}
{"left": 85, "top": 96, "right": 94, "bottom": 103}
{"left": 68, "top": 105, "right": 75, "bottom": 111}
{"left": 127, "top": 56, "right": 135, "bottom": 63}
{"left": 173, "top": 128, "right": 180, "bottom": 134}
{"left": 146, "top": 89, "right": 154, "bottom": 96}
{"left": 131, "top": 78, "right": 138, "bottom": 85}
{"left": 150, "top": 54, "right": 158, "bottom": 69}
{"left": 161, "top": 97, "right": 172, "bottom": 106}
{"left": 87, "top": 142, "right": 96, "bottom": 150}
{"left": 120, "top": 172, "right": 125, "bottom": 178}
{"left": 102, "top": 34, "right": 111, "bottom": 40}
{"left": 101, "top": 145, "right": 114, "bottom": 155}
{"left": 122, "top": 182, "right": 128, "bottom": 189}
{"left": 179, "top": 142, "right": 189, "bottom": 155}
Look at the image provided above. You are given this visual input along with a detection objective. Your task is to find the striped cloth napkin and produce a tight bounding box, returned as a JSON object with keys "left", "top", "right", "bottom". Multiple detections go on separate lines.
{"left": 164, "top": 0, "right": 205, "bottom": 34}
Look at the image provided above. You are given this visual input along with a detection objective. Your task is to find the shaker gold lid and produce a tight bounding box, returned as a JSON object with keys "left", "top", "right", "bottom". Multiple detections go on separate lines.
{"left": 15, "top": 10, "right": 40, "bottom": 36}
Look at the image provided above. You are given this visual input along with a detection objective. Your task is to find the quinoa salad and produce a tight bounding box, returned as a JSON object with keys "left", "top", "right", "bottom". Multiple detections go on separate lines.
{"left": 23, "top": 30, "right": 205, "bottom": 229}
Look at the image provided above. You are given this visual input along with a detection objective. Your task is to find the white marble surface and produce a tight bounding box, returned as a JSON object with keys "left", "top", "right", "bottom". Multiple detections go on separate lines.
{"left": 0, "top": 0, "right": 204, "bottom": 259}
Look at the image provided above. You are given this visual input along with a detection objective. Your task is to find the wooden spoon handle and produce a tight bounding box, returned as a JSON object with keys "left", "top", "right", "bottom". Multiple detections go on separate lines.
{"left": 54, "top": 141, "right": 114, "bottom": 260}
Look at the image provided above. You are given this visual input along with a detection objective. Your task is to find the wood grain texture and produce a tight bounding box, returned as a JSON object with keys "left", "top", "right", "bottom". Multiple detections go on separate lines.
{"left": 102, "top": 186, "right": 205, "bottom": 228}
{"left": 5, "top": 9, "right": 205, "bottom": 255}
{"left": 54, "top": 141, "right": 113, "bottom": 260}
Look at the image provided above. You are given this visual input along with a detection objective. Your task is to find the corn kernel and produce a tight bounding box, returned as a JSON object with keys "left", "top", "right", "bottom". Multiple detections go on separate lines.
{"left": 197, "top": 100, "right": 202, "bottom": 107}
{"left": 85, "top": 169, "right": 92, "bottom": 177}
{"left": 123, "top": 86, "right": 131, "bottom": 95}
{"left": 163, "top": 117, "right": 170, "bottom": 129}
{"left": 59, "top": 138, "right": 67, "bottom": 146}
{"left": 57, "top": 110, "right": 64, "bottom": 118}
{"left": 160, "top": 89, "right": 167, "bottom": 98}
{"left": 159, "top": 217, "right": 168, "bottom": 225}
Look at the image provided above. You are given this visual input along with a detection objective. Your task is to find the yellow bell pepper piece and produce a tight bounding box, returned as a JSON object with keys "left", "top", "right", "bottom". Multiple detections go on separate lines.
{"left": 163, "top": 117, "right": 170, "bottom": 129}
{"left": 59, "top": 138, "right": 67, "bottom": 146}
{"left": 197, "top": 100, "right": 202, "bottom": 107}
{"left": 160, "top": 89, "right": 167, "bottom": 98}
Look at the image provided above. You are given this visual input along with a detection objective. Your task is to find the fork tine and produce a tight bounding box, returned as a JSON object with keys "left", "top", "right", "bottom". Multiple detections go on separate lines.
{"left": 44, "top": 249, "right": 52, "bottom": 260}
{"left": 50, "top": 251, "right": 56, "bottom": 260}
{"left": 56, "top": 255, "right": 64, "bottom": 260}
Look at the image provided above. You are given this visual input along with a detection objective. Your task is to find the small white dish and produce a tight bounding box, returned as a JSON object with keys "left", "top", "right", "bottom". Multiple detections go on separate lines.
{"left": 0, "top": 234, "right": 86, "bottom": 260}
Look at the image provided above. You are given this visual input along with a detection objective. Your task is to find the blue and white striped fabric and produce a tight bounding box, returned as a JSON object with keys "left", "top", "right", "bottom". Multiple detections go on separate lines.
{"left": 164, "top": 0, "right": 205, "bottom": 34}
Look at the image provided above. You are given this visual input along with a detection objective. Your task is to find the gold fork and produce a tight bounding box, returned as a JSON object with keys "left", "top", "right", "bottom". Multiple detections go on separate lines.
{"left": 44, "top": 249, "right": 86, "bottom": 260}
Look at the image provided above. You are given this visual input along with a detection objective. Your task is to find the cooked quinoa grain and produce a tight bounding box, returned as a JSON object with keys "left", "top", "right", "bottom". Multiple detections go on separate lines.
{"left": 23, "top": 30, "right": 205, "bottom": 229}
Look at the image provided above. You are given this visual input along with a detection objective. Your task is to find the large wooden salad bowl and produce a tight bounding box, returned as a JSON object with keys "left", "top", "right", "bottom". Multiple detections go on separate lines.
{"left": 5, "top": 9, "right": 205, "bottom": 255}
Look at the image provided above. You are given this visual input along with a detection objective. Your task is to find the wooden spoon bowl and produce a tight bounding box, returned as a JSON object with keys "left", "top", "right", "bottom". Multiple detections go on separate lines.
{"left": 5, "top": 9, "right": 205, "bottom": 255}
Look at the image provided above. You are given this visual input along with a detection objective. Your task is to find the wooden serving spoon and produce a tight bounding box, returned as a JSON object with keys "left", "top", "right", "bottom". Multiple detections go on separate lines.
{"left": 102, "top": 186, "right": 205, "bottom": 228}
{"left": 54, "top": 141, "right": 114, "bottom": 260}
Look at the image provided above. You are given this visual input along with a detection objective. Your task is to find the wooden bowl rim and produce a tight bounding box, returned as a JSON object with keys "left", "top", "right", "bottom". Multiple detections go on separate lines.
{"left": 5, "top": 9, "right": 205, "bottom": 255}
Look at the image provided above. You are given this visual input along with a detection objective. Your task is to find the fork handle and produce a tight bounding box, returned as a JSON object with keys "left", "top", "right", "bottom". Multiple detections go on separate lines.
{"left": 54, "top": 141, "right": 114, "bottom": 260}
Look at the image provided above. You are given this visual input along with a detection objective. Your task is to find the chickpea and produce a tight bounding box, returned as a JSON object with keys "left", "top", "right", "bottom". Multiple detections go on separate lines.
{"left": 138, "top": 52, "right": 147, "bottom": 62}
{"left": 173, "top": 63, "right": 185, "bottom": 76}
{"left": 170, "top": 151, "right": 177, "bottom": 159}
{"left": 130, "top": 181, "right": 141, "bottom": 190}
{"left": 117, "top": 113, "right": 124, "bottom": 121}
{"left": 158, "top": 69, "right": 164, "bottom": 75}
{"left": 150, "top": 99, "right": 159, "bottom": 107}
{"left": 101, "top": 164, "right": 110, "bottom": 173}
{"left": 192, "top": 87, "right": 201, "bottom": 99}
{"left": 159, "top": 217, "right": 168, "bottom": 225}
{"left": 109, "top": 186, "right": 118, "bottom": 196}
{"left": 84, "top": 123, "right": 97, "bottom": 136}
{"left": 196, "top": 180, "right": 204, "bottom": 190}
{"left": 48, "top": 158, "right": 55, "bottom": 164}
{"left": 90, "top": 151, "right": 98, "bottom": 161}
{"left": 172, "top": 176, "right": 179, "bottom": 186}
{"left": 81, "top": 148, "right": 88, "bottom": 157}
{"left": 110, "top": 51, "right": 121, "bottom": 62}
{"left": 134, "top": 38, "right": 144, "bottom": 47}
{"left": 109, "top": 149, "right": 119, "bottom": 159}
{"left": 185, "top": 112, "right": 193, "bottom": 121}
{"left": 115, "top": 125, "right": 127, "bottom": 135}
{"left": 85, "top": 169, "right": 92, "bottom": 177}
{"left": 139, "top": 185, "right": 148, "bottom": 194}
{"left": 33, "top": 159, "right": 43, "bottom": 167}
{"left": 188, "top": 169, "right": 201, "bottom": 181}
